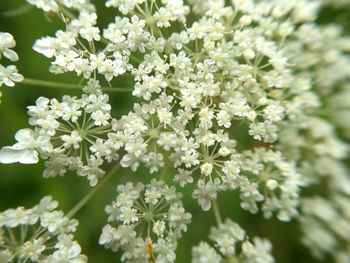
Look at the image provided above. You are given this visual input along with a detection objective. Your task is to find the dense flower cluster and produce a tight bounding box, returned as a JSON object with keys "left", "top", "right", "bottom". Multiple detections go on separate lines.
{"left": 3, "top": 0, "right": 312, "bottom": 216}
{"left": 0, "top": 32, "right": 23, "bottom": 103}
{"left": 0, "top": 0, "right": 349, "bottom": 262}
{"left": 99, "top": 180, "right": 191, "bottom": 262}
{"left": 0, "top": 90, "right": 116, "bottom": 186}
{"left": 239, "top": 149, "right": 302, "bottom": 221}
{"left": 192, "top": 218, "right": 274, "bottom": 263}
{"left": 0, "top": 196, "right": 86, "bottom": 263}
{"left": 254, "top": 3, "right": 350, "bottom": 260}
{"left": 299, "top": 194, "right": 350, "bottom": 263}
{"left": 0, "top": 0, "right": 303, "bottom": 218}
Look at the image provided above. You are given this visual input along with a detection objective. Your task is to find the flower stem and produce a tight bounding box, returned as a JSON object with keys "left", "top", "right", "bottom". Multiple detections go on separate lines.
{"left": 67, "top": 163, "right": 120, "bottom": 218}
{"left": 21, "top": 78, "right": 131, "bottom": 93}
{"left": 212, "top": 200, "right": 222, "bottom": 226}
{"left": 1, "top": 3, "right": 34, "bottom": 17}
{"left": 228, "top": 256, "right": 241, "bottom": 263}
{"left": 58, "top": 4, "right": 76, "bottom": 20}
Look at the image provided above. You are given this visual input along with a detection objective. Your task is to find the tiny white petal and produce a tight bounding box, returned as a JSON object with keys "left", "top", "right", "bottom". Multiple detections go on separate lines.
{"left": 0, "top": 146, "right": 38, "bottom": 164}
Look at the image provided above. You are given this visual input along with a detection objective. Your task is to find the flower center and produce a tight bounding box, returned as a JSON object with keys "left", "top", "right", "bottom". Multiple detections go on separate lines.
{"left": 149, "top": 129, "right": 159, "bottom": 139}
{"left": 77, "top": 128, "right": 88, "bottom": 138}
{"left": 144, "top": 210, "right": 154, "bottom": 222}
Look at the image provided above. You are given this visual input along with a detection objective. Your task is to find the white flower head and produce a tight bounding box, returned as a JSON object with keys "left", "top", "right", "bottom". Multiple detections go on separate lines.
{"left": 0, "top": 94, "right": 116, "bottom": 186}
{"left": 100, "top": 179, "right": 191, "bottom": 262}
{"left": 0, "top": 196, "right": 86, "bottom": 262}
{"left": 193, "top": 218, "right": 275, "bottom": 263}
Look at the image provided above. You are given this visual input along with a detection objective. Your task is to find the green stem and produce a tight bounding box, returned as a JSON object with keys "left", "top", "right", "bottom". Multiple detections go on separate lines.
{"left": 58, "top": 4, "right": 76, "bottom": 20}
{"left": 67, "top": 163, "right": 120, "bottom": 218}
{"left": 226, "top": 256, "right": 241, "bottom": 263}
{"left": 21, "top": 78, "right": 131, "bottom": 93}
{"left": 159, "top": 159, "right": 167, "bottom": 181}
{"left": 212, "top": 200, "right": 222, "bottom": 226}
{"left": 1, "top": 3, "right": 34, "bottom": 17}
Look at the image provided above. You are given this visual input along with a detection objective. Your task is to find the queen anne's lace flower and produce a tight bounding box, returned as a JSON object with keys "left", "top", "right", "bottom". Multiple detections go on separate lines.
{"left": 1, "top": 0, "right": 350, "bottom": 261}
{"left": 99, "top": 180, "right": 191, "bottom": 262}
{"left": 192, "top": 218, "right": 275, "bottom": 263}
{"left": 96, "top": 0, "right": 311, "bottom": 215}
{"left": 0, "top": 196, "right": 86, "bottom": 263}
{"left": 1, "top": 0, "right": 347, "bottom": 222}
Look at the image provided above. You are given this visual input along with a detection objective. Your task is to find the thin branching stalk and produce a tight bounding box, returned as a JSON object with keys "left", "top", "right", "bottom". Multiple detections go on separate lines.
{"left": 67, "top": 163, "right": 120, "bottom": 218}
{"left": 22, "top": 78, "right": 131, "bottom": 93}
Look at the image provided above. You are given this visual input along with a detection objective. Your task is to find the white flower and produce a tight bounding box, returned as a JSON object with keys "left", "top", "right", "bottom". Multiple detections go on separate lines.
{"left": 192, "top": 242, "right": 222, "bottom": 263}
{"left": 174, "top": 168, "right": 193, "bottom": 187}
{"left": 118, "top": 207, "right": 138, "bottom": 224}
{"left": 0, "top": 32, "right": 18, "bottom": 61}
{"left": 0, "top": 65, "right": 23, "bottom": 87}
{"left": 40, "top": 211, "right": 65, "bottom": 233}
{"left": 209, "top": 219, "right": 245, "bottom": 256}
{"left": 0, "top": 129, "right": 50, "bottom": 164}
{"left": 61, "top": 130, "right": 83, "bottom": 149}
{"left": 19, "top": 238, "right": 46, "bottom": 261}
{"left": 1, "top": 207, "right": 28, "bottom": 228}
{"left": 80, "top": 25, "right": 100, "bottom": 42}
{"left": 153, "top": 220, "right": 166, "bottom": 236}
{"left": 154, "top": 8, "right": 172, "bottom": 28}
{"left": 241, "top": 238, "right": 275, "bottom": 263}
{"left": 192, "top": 180, "right": 219, "bottom": 211}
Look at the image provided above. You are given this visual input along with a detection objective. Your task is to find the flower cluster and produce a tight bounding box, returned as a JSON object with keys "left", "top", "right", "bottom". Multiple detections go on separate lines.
{"left": 0, "top": 196, "right": 86, "bottom": 263}
{"left": 239, "top": 148, "right": 302, "bottom": 221}
{"left": 252, "top": 3, "right": 350, "bottom": 260}
{"left": 0, "top": 89, "right": 116, "bottom": 186}
{"left": 99, "top": 179, "right": 191, "bottom": 262}
{"left": 25, "top": 0, "right": 94, "bottom": 13}
{"left": 192, "top": 218, "right": 275, "bottom": 263}
{"left": 1, "top": 0, "right": 310, "bottom": 218}
{"left": 265, "top": 0, "right": 350, "bottom": 178}
{"left": 0, "top": 0, "right": 350, "bottom": 262}
{"left": 299, "top": 194, "right": 350, "bottom": 263}
{"left": 0, "top": 32, "right": 23, "bottom": 103}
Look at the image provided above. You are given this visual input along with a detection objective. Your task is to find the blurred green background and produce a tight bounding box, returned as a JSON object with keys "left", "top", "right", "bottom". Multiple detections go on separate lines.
{"left": 0, "top": 1, "right": 349, "bottom": 262}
